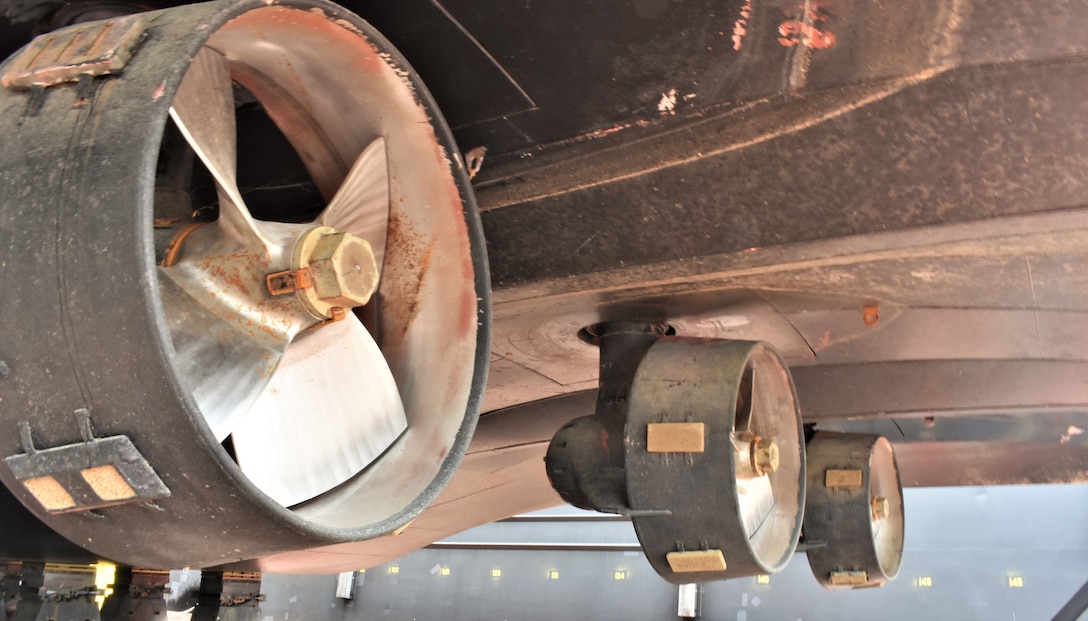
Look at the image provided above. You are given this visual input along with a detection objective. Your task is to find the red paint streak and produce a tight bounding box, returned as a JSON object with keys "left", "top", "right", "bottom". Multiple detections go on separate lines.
{"left": 152, "top": 82, "right": 165, "bottom": 101}
{"left": 430, "top": 138, "right": 479, "bottom": 343}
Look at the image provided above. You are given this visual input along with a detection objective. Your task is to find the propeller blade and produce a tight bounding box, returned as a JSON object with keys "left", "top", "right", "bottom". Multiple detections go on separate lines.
{"left": 738, "top": 474, "right": 775, "bottom": 538}
{"left": 230, "top": 313, "right": 407, "bottom": 507}
{"left": 319, "top": 137, "right": 390, "bottom": 271}
{"left": 158, "top": 272, "right": 282, "bottom": 441}
{"left": 735, "top": 367, "right": 775, "bottom": 538}
{"left": 169, "top": 47, "right": 268, "bottom": 248}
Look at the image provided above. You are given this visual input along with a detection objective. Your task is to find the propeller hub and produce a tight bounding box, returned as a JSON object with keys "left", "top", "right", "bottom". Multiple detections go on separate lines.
{"left": 293, "top": 226, "right": 379, "bottom": 319}
{"left": 871, "top": 496, "right": 890, "bottom": 521}
{"left": 751, "top": 437, "right": 780, "bottom": 476}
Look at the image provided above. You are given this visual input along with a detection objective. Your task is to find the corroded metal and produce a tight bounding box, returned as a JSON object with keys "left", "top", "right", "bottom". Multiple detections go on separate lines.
{"left": 2, "top": 14, "right": 147, "bottom": 88}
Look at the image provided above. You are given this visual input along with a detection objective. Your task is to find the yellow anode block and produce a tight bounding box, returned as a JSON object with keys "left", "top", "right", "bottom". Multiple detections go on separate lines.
{"left": 23, "top": 476, "right": 76, "bottom": 511}
{"left": 666, "top": 550, "right": 728, "bottom": 573}
{"left": 825, "top": 468, "right": 864, "bottom": 489}
{"left": 830, "top": 570, "right": 869, "bottom": 586}
{"left": 81, "top": 465, "right": 137, "bottom": 501}
{"left": 647, "top": 423, "right": 706, "bottom": 453}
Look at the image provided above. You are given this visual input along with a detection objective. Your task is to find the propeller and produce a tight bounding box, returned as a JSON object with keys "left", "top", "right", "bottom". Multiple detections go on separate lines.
{"left": 626, "top": 339, "right": 803, "bottom": 582}
{"left": 733, "top": 366, "right": 781, "bottom": 539}
{"left": 230, "top": 316, "right": 406, "bottom": 507}
{"left": 869, "top": 437, "right": 904, "bottom": 577}
{"left": 159, "top": 46, "right": 406, "bottom": 506}
{"left": 168, "top": 47, "right": 269, "bottom": 250}
{"left": 803, "top": 432, "right": 903, "bottom": 588}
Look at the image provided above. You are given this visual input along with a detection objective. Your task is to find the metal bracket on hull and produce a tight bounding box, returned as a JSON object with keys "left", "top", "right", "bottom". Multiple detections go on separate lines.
{"left": 2, "top": 14, "right": 147, "bottom": 89}
{"left": 544, "top": 321, "right": 670, "bottom": 517}
{"left": 4, "top": 410, "right": 169, "bottom": 514}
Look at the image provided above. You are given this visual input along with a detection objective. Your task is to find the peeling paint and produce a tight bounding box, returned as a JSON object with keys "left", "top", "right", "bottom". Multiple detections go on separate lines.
{"left": 777, "top": 19, "right": 835, "bottom": 49}
{"left": 1061, "top": 425, "right": 1086, "bottom": 444}
{"left": 584, "top": 123, "right": 632, "bottom": 140}
{"left": 777, "top": 3, "right": 835, "bottom": 50}
{"left": 927, "top": 0, "right": 971, "bottom": 67}
{"left": 464, "top": 146, "right": 487, "bottom": 179}
{"left": 479, "top": 67, "right": 948, "bottom": 210}
{"left": 910, "top": 270, "right": 940, "bottom": 283}
{"left": 732, "top": 0, "right": 753, "bottom": 50}
{"left": 377, "top": 50, "right": 413, "bottom": 81}
{"left": 322, "top": 10, "right": 364, "bottom": 36}
{"left": 657, "top": 88, "right": 677, "bottom": 116}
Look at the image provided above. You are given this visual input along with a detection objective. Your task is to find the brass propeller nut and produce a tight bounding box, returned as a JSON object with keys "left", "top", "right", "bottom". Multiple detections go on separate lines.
{"left": 308, "top": 231, "right": 379, "bottom": 308}
{"left": 751, "top": 437, "right": 779, "bottom": 476}
{"left": 871, "top": 496, "right": 890, "bottom": 521}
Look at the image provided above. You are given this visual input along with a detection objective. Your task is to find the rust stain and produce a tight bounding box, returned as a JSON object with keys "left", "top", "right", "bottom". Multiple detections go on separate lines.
{"left": 266, "top": 267, "right": 314, "bottom": 296}
{"left": 862, "top": 304, "right": 880, "bottom": 327}
{"left": 402, "top": 242, "right": 434, "bottom": 325}
{"left": 777, "top": 6, "right": 835, "bottom": 49}
{"left": 258, "top": 321, "right": 281, "bottom": 342}
{"left": 200, "top": 253, "right": 254, "bottom": 297}
{"left": 777, "top": 20, "right": 835, "bottom": 48}
{"left": 381, "top": 212, "right": 434, "bottom": 347}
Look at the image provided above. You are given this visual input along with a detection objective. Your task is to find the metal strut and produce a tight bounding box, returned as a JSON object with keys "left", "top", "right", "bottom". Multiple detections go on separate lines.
{"left": 544, "top": 321, "right": 669, "bottom": 516}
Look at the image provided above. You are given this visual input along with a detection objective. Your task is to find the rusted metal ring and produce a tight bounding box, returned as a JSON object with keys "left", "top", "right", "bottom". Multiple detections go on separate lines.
{"left": 159, "top": 222, "right": 210, "bottom": 268}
